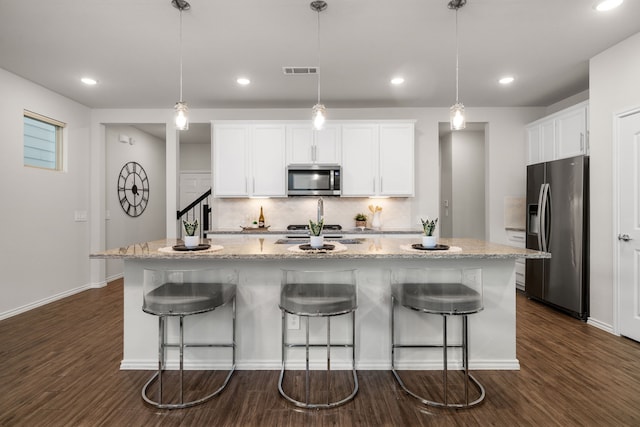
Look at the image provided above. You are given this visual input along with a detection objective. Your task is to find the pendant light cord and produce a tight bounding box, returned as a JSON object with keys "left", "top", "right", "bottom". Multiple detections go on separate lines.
{"left": 455, "top": 8, "right": 459, "bottom": 104}
{"left": 179, "top": 8, "right": 184, "bottom": 103}
{"left": 316, "top": 8, "right": 321, "bottom": 105}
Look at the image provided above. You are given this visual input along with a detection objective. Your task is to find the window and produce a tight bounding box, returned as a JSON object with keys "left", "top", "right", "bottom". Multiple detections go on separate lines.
{"left": 23, "top": 110, "right": 65, "bottom": 170}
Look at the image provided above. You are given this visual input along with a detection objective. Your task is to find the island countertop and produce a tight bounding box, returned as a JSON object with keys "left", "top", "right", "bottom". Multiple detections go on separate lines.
{"left": 90, "top": 236, "right": 549, "bottom": 260}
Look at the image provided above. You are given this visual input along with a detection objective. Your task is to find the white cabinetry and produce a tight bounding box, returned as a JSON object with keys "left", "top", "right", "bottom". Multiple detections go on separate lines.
{"left": 526, "top": 101, "right": 588, "bottom": 165}
{"left": 286, "top": 124, "right": 341, "bottom": 164}
{"left": 341, "top": 122, "right": 415, "bottom": 197}
{"left": 506, "top": 229, "right": 526, "bottom": 291}
{"left": 212, "top": 123, "right": 286, "bottom": 198}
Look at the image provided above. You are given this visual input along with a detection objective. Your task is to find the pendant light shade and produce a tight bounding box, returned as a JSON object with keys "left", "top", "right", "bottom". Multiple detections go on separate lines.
{"left": 175, "top": 101, "right": 189, "bottom": 130}
{"left": 173, "top": 0, "right": 190, "bottom": 131}
{"left": 312, "top": 103, "right": 326, "bottom": 130}
{"left": 310, "top": 1, "right": 327, "bottom": 130}
{"left": 449, "top": 0, "right": 466, "bottom": 131}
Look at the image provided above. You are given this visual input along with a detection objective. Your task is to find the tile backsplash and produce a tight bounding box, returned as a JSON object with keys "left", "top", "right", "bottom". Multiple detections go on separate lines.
{"left": 210, "top": 197, "right": 416, "bottom": 230}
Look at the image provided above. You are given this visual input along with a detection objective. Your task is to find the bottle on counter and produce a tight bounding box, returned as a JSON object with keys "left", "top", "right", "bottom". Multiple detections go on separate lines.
{"left": 258, "top": 206, "right": 265, "bottom": 228}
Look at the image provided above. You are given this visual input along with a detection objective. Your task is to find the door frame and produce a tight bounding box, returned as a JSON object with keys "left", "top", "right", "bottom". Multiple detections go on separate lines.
{"left": 612, "top": 105, "right": 640, "bottom": 336}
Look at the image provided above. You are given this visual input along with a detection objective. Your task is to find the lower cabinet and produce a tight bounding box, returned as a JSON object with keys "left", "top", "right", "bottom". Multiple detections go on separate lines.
{"left": 506, "top": 229, "right": 526, "bottom": 290}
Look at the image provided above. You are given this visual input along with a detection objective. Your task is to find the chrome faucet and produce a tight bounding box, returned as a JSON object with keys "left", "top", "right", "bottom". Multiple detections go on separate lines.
{"left": 317, "top": 197, "right": 324, "bottom": 224}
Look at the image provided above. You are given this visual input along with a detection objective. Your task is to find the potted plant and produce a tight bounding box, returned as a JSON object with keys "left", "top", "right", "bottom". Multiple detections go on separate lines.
{"left": 308, "top": 218, "right": 324, "bottom": 249}
{"left": 182, "top": 219, "right": 199, "bottom": 248}
{"left": 421, "top": 217, "right": 438, "bottom": 248}
{"left": 354, "top": 213, "right": 368, "bottom": 228}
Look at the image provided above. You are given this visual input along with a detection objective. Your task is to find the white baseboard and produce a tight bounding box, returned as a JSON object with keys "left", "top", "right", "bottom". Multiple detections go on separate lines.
{"left": 120, "top": 358, "right": 520, "bottom": 371}
{"left": 0, "top": 283, "right": 94, "bottom": 321}
{"left": 587, "top": 317, "right": 615, "bottom": 335}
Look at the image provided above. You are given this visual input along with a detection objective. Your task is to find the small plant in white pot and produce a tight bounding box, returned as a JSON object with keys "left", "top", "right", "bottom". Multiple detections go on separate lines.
{"left": 183, "top": 219, "right": 199, "bottom": 248}
{"left": 421, "top": 217, "right": 438, "bottom": 248}
{"left": 308, "top": 218, "right": 324, "bottom": 249}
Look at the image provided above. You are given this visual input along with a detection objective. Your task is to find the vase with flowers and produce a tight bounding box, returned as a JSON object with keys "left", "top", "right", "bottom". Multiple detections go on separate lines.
{"left": 421, "top": 217, "right": 438, "bottom": 248}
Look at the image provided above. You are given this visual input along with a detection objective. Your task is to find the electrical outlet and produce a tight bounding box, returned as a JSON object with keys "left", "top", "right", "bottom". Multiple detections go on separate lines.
{"left": 287, "top": 314, "right": 300, "bottom": 330}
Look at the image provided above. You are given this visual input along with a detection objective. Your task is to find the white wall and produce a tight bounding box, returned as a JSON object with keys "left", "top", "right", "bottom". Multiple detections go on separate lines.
{"left": 589, "top": 32, "right": 640, "bottom": 329}
{"left": 439, "top": 132, "right": 453, "bottom": 237}
{"left": 0, "top": 68, "right": 92, "bottom": 319}
{"left": 180, "top": 143, "right": 210, "bottom": 172}
{"left": 452, "top": 130, "right": 485, "bottom": 239}
{"left": 105, "top": 125, "right": 166, "bottom": 280}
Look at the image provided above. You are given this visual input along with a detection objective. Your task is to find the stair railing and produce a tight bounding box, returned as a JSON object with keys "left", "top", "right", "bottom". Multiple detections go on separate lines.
{"left": 176, "top": 189, "right": 211, "bottom": 238}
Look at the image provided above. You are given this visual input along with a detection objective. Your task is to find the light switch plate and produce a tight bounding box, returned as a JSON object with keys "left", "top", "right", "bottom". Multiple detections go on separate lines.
{"left": 74, "top": 210, "right": 88, "bottom": 222}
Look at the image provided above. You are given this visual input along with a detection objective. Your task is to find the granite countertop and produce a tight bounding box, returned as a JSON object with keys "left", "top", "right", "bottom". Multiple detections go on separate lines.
{"left": 206, "top": 228, "right": 420, "bottom": 235}
{"left": 90, "top": 236, "right": 550, "bottom": 260}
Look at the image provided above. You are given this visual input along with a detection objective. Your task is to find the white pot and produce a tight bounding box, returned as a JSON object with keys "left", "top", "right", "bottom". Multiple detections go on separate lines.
{"left": 309, "top": 235, "right": 324, "bottom": 249}
{"left": 422, "top": 236, "right": 437, "bottom": 248}
{"left": 183, "top": 235, "right": 200, "bottom": 248}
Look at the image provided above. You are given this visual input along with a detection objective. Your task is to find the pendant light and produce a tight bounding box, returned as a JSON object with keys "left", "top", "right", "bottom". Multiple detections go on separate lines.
{"left": 173, "top": 0, "right": 190, "bottom": 131}
{"left": 310, "top": 1, "right": 327, "bottom": 130}
{"left": 448, "top": 0, "right": 466, "bottom": 131}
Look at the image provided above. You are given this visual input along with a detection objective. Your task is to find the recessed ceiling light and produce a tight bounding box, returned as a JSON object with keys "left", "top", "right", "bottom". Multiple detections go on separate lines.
{"left": 594, "top": 0, "right": 623, "bottom": 11}
{"left": 391, "top": 77, "right": 405, "bottom": 85}
{"left": 237, "top": 77, "right": 251, "bottom": 85}
{"left": 81, "top": 77, "right": 97, "bottom": 85}
{"left": 499, "top": 76, "right": 515, "bottom": 85}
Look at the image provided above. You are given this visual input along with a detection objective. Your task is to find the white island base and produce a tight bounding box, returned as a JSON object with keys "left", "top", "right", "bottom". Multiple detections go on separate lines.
{"left": 120, "top": 255, "right": 520, "bottom": 372}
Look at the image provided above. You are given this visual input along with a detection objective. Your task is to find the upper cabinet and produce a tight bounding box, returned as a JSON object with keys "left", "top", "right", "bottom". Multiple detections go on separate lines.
{"left": 526, "top": 101, "right": 589, "bottom": 165}
{"left": 341, "top": 122, "right": 415, "bottom": 197}
{"left": 286, "top": 124, "right": 341, "bottom": 165}
{"left": 213, "top": 120, "right": 415, "bottom": 198}
{"left": 212, "top": 122, "right": 286, "bottom": 198}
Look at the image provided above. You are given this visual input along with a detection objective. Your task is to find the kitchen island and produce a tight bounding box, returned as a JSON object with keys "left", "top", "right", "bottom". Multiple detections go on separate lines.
{"left": 91, "top": 236, "right": 548, "bottom": 371}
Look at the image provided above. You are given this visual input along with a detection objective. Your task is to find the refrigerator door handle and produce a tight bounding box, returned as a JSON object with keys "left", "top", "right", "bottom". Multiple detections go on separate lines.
{"left": 539, "top": 183, "right": 550, "bottom": 252}
{"left": 537, "top": 184, "right": 545, "bottom": 250}
{"left": 545, "top": 183, "right": 552, "bottom": 250}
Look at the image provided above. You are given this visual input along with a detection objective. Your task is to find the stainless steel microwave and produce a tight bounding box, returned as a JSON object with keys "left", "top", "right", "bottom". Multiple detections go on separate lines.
{"left": 287, "top": 164, "right": 341, "bottom": 196}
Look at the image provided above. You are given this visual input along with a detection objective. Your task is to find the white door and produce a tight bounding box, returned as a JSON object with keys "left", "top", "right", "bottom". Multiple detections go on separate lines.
{"left": 617, "top": 109, "right": 640, "bottom": 342}
{"left": 341, "top": 124, "right": 378, "bottom": 196}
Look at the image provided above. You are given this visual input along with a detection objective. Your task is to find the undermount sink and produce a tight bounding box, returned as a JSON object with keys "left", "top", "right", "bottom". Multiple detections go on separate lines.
{"left": 275, "top": 238, "right": 364, "bottom": 245}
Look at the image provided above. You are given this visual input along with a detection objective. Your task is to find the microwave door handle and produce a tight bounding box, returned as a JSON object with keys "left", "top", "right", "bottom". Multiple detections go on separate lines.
{"left": 330, "top": 170, "right": 334, "bottom": 189}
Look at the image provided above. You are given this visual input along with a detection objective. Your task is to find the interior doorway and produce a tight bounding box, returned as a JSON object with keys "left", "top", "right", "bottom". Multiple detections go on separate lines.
{"left": 438, "top": 122, "right": 487, "bottom": 239}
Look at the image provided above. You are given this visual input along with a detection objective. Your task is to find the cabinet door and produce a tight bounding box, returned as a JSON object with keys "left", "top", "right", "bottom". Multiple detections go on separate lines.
{"left": 213, "top": 125, "right": 249, "bottom": 197}
{"left": 251, "top": 125, "right": 286, "bottom": 197}
{"left": 526, "top": 125, "right": 542, "bottom": 165}
{"left": 341, "top": 124, "right": 378, "bottom": 196}
{"left": 286, "top": 125, "right": 314, "bottom": 164}
{"left": 379, "top": 123, "right": 414, "bottom": 196}
{"left": 556, "top": 105, "right": 587, "bottom": 159}
{"left": 315, "top": 124, "right": 342, "bottom": 164}
{"left": 540, "top": 120, "right": 556, "bottom": 162}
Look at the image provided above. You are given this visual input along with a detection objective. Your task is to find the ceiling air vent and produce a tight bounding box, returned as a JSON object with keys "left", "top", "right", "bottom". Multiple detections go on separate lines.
{"left": 283, "top": 67, "right": 319, "bottom": 75}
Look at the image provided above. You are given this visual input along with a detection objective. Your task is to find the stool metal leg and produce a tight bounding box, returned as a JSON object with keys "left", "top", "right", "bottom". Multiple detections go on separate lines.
{"left": 142, "top": 297, "right": 236, "bottom": 410}
{"left": 391, "top": 307, "right": 486, "bottom": 409}
{"left": 278, "top": 311, "right": 358, "bottom": 409}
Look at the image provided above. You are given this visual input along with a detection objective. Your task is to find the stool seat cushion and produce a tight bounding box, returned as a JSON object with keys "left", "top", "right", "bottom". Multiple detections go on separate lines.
{"left": 280, "top": 283, "right": 357, "bottom": 316}
{"left": 143, "top": 282, "right": 236, "bottom": 316}
{"left": 392, "top": 282, "right": 482, "bottom": 315}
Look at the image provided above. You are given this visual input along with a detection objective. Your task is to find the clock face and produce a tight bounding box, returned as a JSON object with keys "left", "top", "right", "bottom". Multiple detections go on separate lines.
{"left": 117, "top": 161, "right": 149, "bottom": 217}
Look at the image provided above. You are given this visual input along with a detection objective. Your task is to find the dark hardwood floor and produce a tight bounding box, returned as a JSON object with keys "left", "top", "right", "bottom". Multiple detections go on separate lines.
{"left": 1, "top": 279, "right": 639, "bottom": 426}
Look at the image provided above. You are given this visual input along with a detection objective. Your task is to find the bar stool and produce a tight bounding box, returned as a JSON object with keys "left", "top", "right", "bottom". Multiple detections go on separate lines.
{"left": 391, "top": 268, "right": 485, "bottom": 408}
{"left": 141, "top": 268, "right": 237, "bottom": 409}
{"left": 278, "top": 269, "right": 358, "bottom": 409}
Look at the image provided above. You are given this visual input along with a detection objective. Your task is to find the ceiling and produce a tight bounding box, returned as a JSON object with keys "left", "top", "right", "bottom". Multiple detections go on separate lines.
{"left": 2, "top": 0, "right": 639, "bottom": 114}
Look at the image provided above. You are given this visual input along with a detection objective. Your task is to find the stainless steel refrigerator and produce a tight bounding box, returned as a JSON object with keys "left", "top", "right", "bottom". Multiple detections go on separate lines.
{"left": 525, "top": 155, "right": 589, "bottom": 320}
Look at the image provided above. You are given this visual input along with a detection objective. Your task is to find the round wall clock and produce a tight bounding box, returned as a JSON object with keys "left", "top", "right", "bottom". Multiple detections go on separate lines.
{"left": 117, "top": 161, "right": 150, "bottom": 217}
